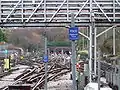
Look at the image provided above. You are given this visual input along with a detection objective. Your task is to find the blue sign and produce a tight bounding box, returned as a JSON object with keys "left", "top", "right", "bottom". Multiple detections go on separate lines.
{"left": 69, "top": 27, "right": 79, "bottom": 40}
{"left": 43, "top": 55, "right": 48, "bottom": 63}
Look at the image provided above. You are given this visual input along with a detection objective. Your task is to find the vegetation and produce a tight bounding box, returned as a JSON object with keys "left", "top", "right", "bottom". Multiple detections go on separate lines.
{"left": 8, "top": 28, "right": 68, "bottom": 52}
{"left": 77, "top": 50, "right": 88, "bottom": 60}
{"left": 47, "top": 41, "right": 71, "bottom": 47}
{"left": 2, "top": 27, "right": 120, "bottom": 56}
{"left": 100, "top": 30, "right": 120, "bottom": 56}
{"left": 77, "top": 38, "right": 88, "bottom": 50}
{"left": 0, "top": 28, "right": 8, "bottom": 42}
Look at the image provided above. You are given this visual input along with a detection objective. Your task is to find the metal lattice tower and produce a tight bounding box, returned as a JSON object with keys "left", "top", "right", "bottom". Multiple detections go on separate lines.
{"left": 0, "top": 0, "right": 120, "bottom": 27}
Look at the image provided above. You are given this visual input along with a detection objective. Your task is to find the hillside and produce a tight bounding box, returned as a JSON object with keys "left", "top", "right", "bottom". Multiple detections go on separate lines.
{"left": 8, "top": 27, "right": 68, "bottom": 51}
{"left": 5, "top": 27, "right": 120, "bottom": 55}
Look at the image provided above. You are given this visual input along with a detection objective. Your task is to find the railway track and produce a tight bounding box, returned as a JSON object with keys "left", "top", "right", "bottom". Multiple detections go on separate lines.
{"left": 1, "top": 55, "right": 71, "bottom": 90}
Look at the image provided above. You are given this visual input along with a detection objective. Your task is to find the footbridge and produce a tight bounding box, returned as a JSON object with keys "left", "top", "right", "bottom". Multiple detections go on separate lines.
{"left": 0, "top": 0, "right": 120, "bottom": 27}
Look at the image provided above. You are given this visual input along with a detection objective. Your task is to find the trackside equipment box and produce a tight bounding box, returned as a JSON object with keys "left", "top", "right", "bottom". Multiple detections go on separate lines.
{"left": 8, "top": 85, "right": 31, "bottom": 90}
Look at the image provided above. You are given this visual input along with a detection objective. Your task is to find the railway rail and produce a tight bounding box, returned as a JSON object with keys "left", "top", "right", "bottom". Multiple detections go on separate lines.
{"left": 1, "top": 53, "right": 118, "bottom": 90}
{"left": 1, "top": 55, "right": 71, "bottom": 90}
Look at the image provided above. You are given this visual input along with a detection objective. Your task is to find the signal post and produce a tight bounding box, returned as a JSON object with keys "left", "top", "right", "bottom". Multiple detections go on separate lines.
{"left": 69, "top": 13, "right": 79, "bottom": 90}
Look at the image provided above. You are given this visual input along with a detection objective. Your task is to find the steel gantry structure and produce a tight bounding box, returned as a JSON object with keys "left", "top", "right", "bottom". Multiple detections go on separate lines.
{"left": 0, "top": 0, "right": 120, "bottom": 83}
{"left": 0, "top": 0, "right": 120, "bottom": 27}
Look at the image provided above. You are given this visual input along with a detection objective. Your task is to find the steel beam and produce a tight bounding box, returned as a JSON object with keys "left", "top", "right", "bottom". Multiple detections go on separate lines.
{"left": 89, "top": 0, "right": 93, "bottom": 83}
{"left": 113, "top": 0, "right": 116, "bottom": 55}
{"left": 93, "top": 0, "right": 111, "bottom": 22}
{"left": 78, "top": 32, "right": 90, "bottom": 40}
{"left": 94, "top": 27, "right": 97, "bottom": 76}
{"left": 26, "top": 0, "right": 44, "bottom": 22}
{"left": 0, "top": 0, "right": 1, "bottom": 22}
{"left": 116, "top": 0, "right": 120, "bottom": 6}
{"left": 96, "top": 25, "right": 117, "bottom": 38}
{"left": 1, "top": 22, "right": 120, "bottom": 28}
{"left": 3, "top": 0, "right": 22, "bottom": 22}
{"left": 71, "top": 13, "right": 77, "bottom": 90}
{"left": 49, "top": 0, "right": 67, "bottom": 22}
{"left": 75, "top": 0, "right": 89, "bottom": 19}
{"left": 21, "top": 0, "right": 24, "bottom": 22}
{"left": 0, "top": 0, "right": 120, "bottom": 26}
{"left": 67, "top": 0, "right": 69, "bottom": 21}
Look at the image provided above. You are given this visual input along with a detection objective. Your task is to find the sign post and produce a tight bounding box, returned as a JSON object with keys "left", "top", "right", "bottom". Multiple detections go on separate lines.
{"left": 3, "top": 49, "right": 10, "bottom": 70}
{"left": 44, "top": 37, "right": 48, "bottom": 90}
{"left": 4, "top": 59, "right": 10, "bottom": 70}
{"left": 69, "top": 13, "right": 79, "bottom": 90}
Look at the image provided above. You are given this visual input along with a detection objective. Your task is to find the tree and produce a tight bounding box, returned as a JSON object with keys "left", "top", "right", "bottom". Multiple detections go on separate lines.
{"left": 77, "top": 39, "right": 88, "bottom": 50}
{"left": 0, "top": 29, "right": 7, "bottom": 42}
{"left": 100, "top": 36, "right": 120, "bottom": 55}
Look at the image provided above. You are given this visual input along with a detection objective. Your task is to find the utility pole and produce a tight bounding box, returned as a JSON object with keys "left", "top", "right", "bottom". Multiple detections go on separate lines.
{"left": 71, "top": 13, "right": 77, "bottom": 90}
{"left": 44, "top": 0, "right": 47, "bottom": 88}
{"left": 113, "top": 0, "right": 116, "bottom": 55}
{"left": 44, "top": 37, "right": 48, "bottom": 90}
{"left": 89, "top": 0, "right": 93, "bottom": 82}
{"left": 119, "top": 60, "right": 120, "bottom": 90}
{"left": 44, "top": 24, "right": 48, "bottom": 90}
{"left": 98, "top": 49, "right": 101, "bottom": 90}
